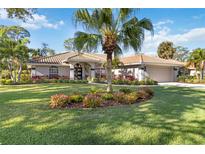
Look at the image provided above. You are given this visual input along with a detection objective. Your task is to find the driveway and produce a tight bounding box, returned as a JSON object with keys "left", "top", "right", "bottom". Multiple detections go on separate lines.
{"left": 159, "top": 82, "right": 205, "bottom": 89}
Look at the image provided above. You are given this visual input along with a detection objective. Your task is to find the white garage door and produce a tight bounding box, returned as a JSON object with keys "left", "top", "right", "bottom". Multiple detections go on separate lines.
{"left": 147, "top": 66, "right": 173, "bottom": 82}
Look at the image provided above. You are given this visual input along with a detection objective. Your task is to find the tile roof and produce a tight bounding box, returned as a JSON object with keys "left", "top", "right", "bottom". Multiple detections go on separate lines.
{"left": 120, "top": 54, "right": 185, "bottom": 66}
{"left": 29, "top": 52, "right": 184, "bottom": 67}
{"left": 29, "top": 52, "right": 106, "bottom": 64}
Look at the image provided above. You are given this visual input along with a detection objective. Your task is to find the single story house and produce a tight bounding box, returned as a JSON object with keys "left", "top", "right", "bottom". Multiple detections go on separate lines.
{"left": 27, "top": 51, "right": 184, "bottom": 82}
{"left": 187, "top": 64, "right": 205, "bottom": 77}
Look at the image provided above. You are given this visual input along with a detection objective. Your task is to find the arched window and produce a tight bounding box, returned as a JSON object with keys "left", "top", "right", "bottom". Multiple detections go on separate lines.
{"left": 49, "top": 66, "right": 58, "bottom": 79}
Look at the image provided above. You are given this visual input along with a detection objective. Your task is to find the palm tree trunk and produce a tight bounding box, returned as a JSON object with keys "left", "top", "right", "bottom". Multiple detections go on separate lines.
{"left": 17, "top": 62, "right": 22, "bottom": 83}
{"left": 202, "top": 61, "right": 204, "bottom": 80}
{"left": 106, "top": 53, "right": 113, "bottom": 92}
{"left": 8, "top": 62, "right": 14, "bottom": 82}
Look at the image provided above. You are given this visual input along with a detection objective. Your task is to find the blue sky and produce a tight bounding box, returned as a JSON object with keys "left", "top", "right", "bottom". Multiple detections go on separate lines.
{"left": 0, "top": 8, "right": 205, "bottom": 55}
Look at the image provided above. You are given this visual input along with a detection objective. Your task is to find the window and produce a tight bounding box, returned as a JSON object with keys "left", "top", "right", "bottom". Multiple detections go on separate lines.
{"left": 49, "top": 66, "right": 58, "bottom": 79}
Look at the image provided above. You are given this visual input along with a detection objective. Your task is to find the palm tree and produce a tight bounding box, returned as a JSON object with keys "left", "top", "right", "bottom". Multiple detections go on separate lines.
{"left": 187, "top": 48, "right": 205, "bottom": 80}
{"left": 73, "top": 8, "right": 153, "bottom": 92}
{"left": 0, "top": 25, "right": 30, "bottom": 83}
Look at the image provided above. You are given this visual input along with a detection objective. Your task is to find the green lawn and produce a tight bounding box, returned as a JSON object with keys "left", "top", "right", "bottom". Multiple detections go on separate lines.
{"left": 0, "top": 83, "right": 205, "bottom": 145}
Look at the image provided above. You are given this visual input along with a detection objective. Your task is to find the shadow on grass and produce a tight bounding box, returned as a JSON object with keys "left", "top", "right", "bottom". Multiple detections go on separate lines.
{"left": 0, "top": 85, "right": 205, "bottom": 144}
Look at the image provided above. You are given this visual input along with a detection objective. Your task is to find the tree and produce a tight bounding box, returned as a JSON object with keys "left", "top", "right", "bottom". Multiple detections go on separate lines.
{"left": 103, "top": 57, "right": 124, "bottom": 69}
{"left": 0, "top": 25, "right": 30, "bottom": 83}
{"left": 1, "top": 9, "right": 35, "bottom": 21}
{"left": 187, "top": 48, "right": 205, "bottom": 80}
{"left": 41, "top": 43, "right": 55, "bottom": 56}
{"left": 64, "top": 38, "right": 77, "bottom": 51}
{"left": 30, "top": 43, "right": 55, "bottom": 58}
{"left": 173, "top": 46, "right": 190, "bottom": 62}
{"left": 157, "top": 41, "right": 176, "bottom": 59}
{"left": 30, "top": 48, "right": 42, "bottom": 59}
{"left": 73, "top": 8, "right": 153, "bottom": 92}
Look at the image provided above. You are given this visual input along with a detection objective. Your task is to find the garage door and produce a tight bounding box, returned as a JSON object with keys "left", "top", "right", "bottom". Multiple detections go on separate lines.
{"left": 147, "top": 66, "right": 173, "bottom": 82}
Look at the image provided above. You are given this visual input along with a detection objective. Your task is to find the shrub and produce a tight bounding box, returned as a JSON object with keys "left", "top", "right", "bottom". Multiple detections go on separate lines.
{"left": 70, "top": 94, "right": 83, "bottom": 103}
{"left": 50, "top": 94, "right": 69, "bottom": 108}
{"left": 113, "top": 92, "right": 127, "bottom": 104}
{"left": 0, "top": 79, "right": 6, "bottom": 85}
{"left": 145, "top": 78, "right": 154, "bottom": 85}
{"left": 124, "top": 92, "right": 139, "bottom": 104}
{"left": 137, "top": 90, "right": 149, "bottom": 99}
{"left": 0, "top": 79, "right": 13, "bottom": 85}
{"left": 141, "top": 87, "right": 154, "bottom": 96}
{"left": 102, "top": 93, "right": 113, "bottom": 100}
{"left": 132, "top": 80, "right": 140, "bottom": 85}
{"left": 119, "top": 87, "right": 132, "bottom": 94}
{"left": 90, "top": 87, "right": 105, "bottom": 94}
{"left": 137, "top": 87, "right": 154, "bottom": 99}
{"left": 139, "top": 80, "right": 146, "bottom": 85}
{"left": 83, "top": 94, "right": 103, "bottom": 108}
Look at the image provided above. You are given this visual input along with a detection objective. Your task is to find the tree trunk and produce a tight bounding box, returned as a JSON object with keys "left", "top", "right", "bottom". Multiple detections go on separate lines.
{"left": 202, "top": 61, "right": 204, "bottom": 80}
{"left": 17, "top": 62, "right": 22, "bottom": 83}
{"left": 106, "top": 53, "right": 113, "bottom": 92}
{"left": 13, "top": 69, "right": 16, "bottom": 84}
{"left": 8, "top": 62, "right": 14, "bottom": 81}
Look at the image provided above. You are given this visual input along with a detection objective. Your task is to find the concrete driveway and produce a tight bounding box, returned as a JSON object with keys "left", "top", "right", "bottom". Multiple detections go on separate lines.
{"left": 159, "top": 82, "right": 205, "bottom": 89}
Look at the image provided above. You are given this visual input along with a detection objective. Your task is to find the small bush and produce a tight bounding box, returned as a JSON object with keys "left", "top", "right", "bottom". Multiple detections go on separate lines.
{"left": 124, "top": 92, "right": 139, "bottom": 104}
{"left": 0, "top": 79, "right": 13, "bottom": 85}
{"left": 141, "top": 87, "right": 154, "bottom": 96}
{"left": 70, "top": 94, "right": 83, "bottom": 103}
{"left": 90, "top": 87, "right": 105, "bottom": 94}
{"left": 102, "top": 93, "right": 113, "bottom": 100}
{"left": 113, "top": 92, "right": 127, "bottom": 104}
{"left": 83, "top": 94, "right": 103, "bottom": 108}
{"left": 137, "top": 90, "right": 149, "bottom": 99}
{"left": 0, "top": 79, "right": 6, "bottom": 85}
{"left": 139, "top": 80, "right": 145, "bottom": 85}
{"left": 50, "top": 94, "right": 69, "bottom": 108}
{"left": 119, "top": 87, "right": 132, "bottom": 94}
{"left": 137, "top": 87, "right": 154, "bottom": 99}
{"left": 132, "top": 80, "right": 140, "bottom": 85}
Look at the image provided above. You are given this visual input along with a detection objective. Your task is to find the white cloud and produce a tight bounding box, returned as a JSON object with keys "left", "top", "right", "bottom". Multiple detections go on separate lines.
{"left": 0, "top": 9, "right": 8, "bottom": 19}
{"left": 19, "top": 14, "right": 64, "bottom": 30}
{"left": 0, "top": 9, "right": 64, "bottom": 30}
{"left": 142, "top": 26, "right": 205, "bottom": 55}
{"left": 154, "top": 19, "right": 174, "bottom": 30}
{"left": 192, "top": 14, "right": 205, "bottom": 20}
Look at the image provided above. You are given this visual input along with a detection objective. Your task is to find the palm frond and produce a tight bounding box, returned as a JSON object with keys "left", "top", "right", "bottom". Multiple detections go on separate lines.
{"left": 74, "top": 31, "right": 101, "bottom": 52}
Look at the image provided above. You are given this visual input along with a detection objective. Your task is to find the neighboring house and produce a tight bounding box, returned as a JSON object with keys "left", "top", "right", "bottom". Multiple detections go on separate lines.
{"left": 27, "top": 51, "right": 184, "bottom": 82}
{"left": 188, "top": 64, "right": 205, "bottom": 77}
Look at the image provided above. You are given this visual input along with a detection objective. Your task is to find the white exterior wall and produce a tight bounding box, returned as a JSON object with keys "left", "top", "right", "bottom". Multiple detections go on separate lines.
{"left": 32, "top": 66, "right": 70, "bottom": 77}
{"left": 112, "top": 69, "right": 121, "bottom": 76}
{"left": 58, "top": 66, "right": 70, "bottom": 77}
{"left": 134, "top": 68, "right": 140, "bottom": 79}
{"left": 35, "top": 66, "right": 49, "bottom": 76}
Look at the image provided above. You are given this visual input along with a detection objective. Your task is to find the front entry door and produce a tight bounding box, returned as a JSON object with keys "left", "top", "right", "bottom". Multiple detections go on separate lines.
{"left": 74, "top": 63, "right": 82, "bottom": 80}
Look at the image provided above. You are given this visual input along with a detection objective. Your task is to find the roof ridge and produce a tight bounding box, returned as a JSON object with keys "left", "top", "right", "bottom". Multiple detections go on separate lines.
{"left": 34, "top": 51, "right": 78, "bottom": 61}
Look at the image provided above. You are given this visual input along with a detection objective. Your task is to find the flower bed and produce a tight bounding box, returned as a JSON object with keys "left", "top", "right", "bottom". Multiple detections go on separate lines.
{"left": 49, "top": 87, "right": 154, "bottom": 109}
{"left": 93, "top": 77, "right": 158, "bottom": 85}
{"left": 0, "top": 78, "right": 88, "bottom": 85}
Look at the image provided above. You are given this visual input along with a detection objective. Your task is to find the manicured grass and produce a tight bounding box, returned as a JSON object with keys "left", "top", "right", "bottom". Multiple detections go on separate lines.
{"left": 0, "top": 83, "right": 205, "bottom": 144}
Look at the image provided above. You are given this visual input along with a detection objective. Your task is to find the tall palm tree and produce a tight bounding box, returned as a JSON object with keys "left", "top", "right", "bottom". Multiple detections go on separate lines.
{"left": 73, "top": 8, "right": 154, "bottom": 92}
{"left": 187, "top": 48, "right": 205, "bottom": 80}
